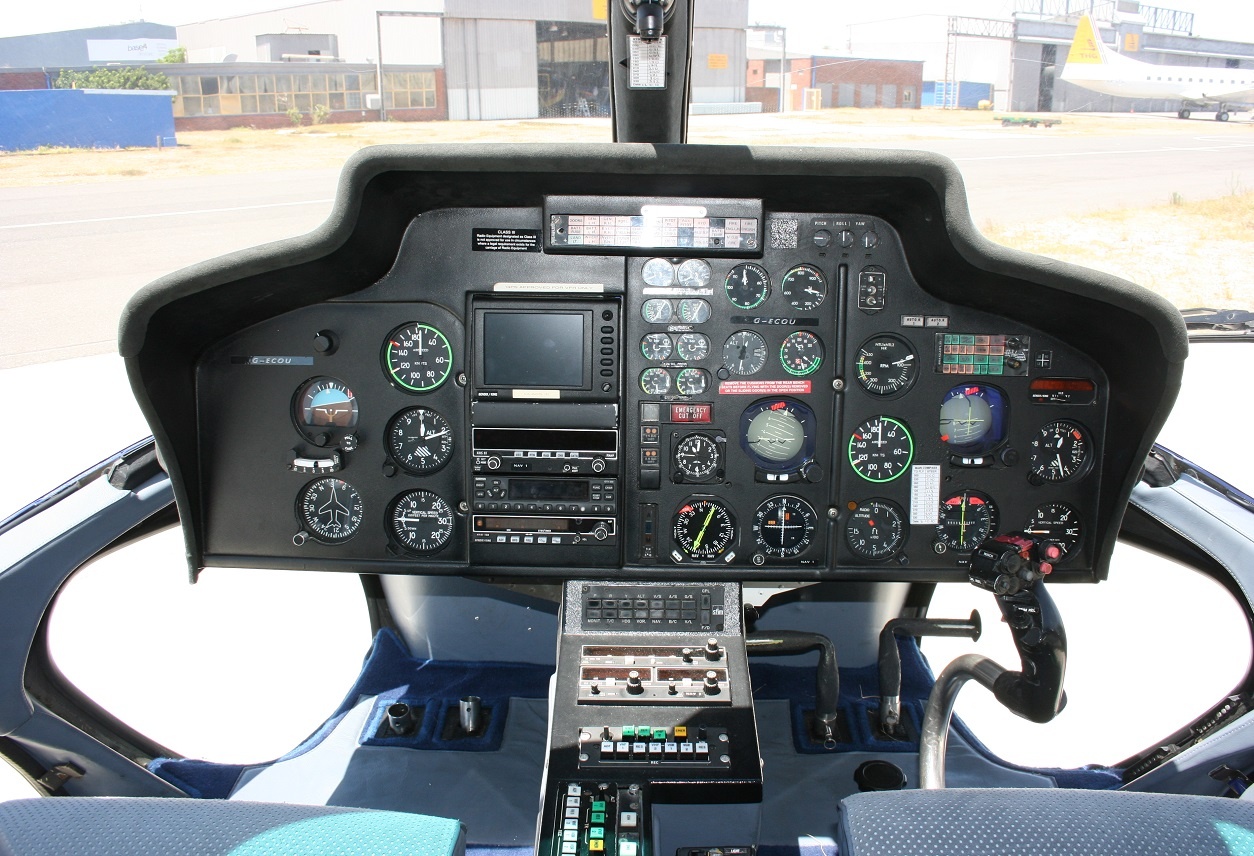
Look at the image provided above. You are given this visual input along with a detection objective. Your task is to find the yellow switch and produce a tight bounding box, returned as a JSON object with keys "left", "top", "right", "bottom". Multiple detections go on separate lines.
{"left": 590, "top": 840, "right": 605, "bottom": 851}
{"left": 674, "top": 726, "right": 687, "bottom": 738}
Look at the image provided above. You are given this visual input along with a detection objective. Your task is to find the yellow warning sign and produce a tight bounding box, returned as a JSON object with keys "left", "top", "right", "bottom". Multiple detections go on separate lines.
{"left": 708, "top": 53, "right": 728, "bottom": 69}
{"left": 1124, "top": 32, "right": 1140, "bottom": 52}
{"left": 1065, "top": 16, "right": 1105, "bottom": 65}
{"left": 592, "top": 0, "right": 607, "bottom": 21}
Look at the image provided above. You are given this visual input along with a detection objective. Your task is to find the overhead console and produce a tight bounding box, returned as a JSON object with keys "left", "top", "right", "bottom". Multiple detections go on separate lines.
{"left": 120, "top": 144, "right": 1186, "bottom": 583}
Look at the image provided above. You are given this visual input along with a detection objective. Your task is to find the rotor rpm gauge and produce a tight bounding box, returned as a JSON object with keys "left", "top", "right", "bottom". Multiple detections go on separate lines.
{"left": 389, "top": 489, "right": 455, "bottom": 554}
{"left": 674, "top": 433, "right": 721, "bottom": 482}
{"left": 854, "top": 335, "right": 918, "bottom": 397}
{"left": 847, "top": 416, "right": 914, "bottom": 483}
{"left": 293, "top": 377, "right": 358, "bottom": 443}
{"left": 780, "top": 264, "right": 827, "bottom": 311}
{"left": 936, "top": 490, "right": 999, "bottom": 553}
{"left": 386, "top": 407, "right": 453, "bottom": 475}
{"left": 753, "top": 495, "right": 817, "bottom": 558}
{"left": 845, "top": 498, "right": 906, "bottom": 561}
{"left": 673, "top": 498, "right": 736, "bottom": 561}
{"left": 780, "top": 330, "right": 824, "bottom": 376}
{"left": 382, "top": 322, "right": 453, "bottom": 393}
{"left": 724, "top": 263, "right": 771, "bottom": 309}
{"left": 722, "top": 330, "right": 768, "bottom": 375}
{"left": 1024, "top": 502, "right": 1082, "bottom": 563}
{"left": 297, "top": 478, "right": 364, "bottom": 544}
{"left": 1028, "top": 421, "right": 1092, "bottom": 482}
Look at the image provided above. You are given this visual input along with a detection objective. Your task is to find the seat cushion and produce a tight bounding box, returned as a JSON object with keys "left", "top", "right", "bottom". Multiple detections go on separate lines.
{"left": 0, "top": 797, "right": 465, "bottom": 856}
{"left": 837, "top": 788, "right": 1254, "bottom": 856}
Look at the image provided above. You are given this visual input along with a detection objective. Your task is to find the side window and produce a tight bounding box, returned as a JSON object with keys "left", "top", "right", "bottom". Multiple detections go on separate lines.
{"left": 46, "top": 527, "right": 373, "bottom": 763}
{"left": 925, "top": 541, "right": 1252, "bottom": 769}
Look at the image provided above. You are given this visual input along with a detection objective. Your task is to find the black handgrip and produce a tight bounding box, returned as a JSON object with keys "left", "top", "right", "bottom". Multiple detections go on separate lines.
{"left": 992, "top": 581, "right": 1067, "bottom": 723}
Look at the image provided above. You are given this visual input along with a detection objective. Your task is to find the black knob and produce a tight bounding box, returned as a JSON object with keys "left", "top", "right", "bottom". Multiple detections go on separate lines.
{"left": 813, "top": 229, "right": 833, "bottom": 248}
{"left": 312, "top": 330, "right": 337, "bottom": 354}
{"left": 704, "top": 638, "right": 721, "bottom": 660}
{"left": 703, "top": 671, "right": 720, "bottom": 695}
{"left": 681, "top": 648, "right": 694, "bottom": 663}
{"left": 627, "top": 670, "right": 644, "bottom": 695}
{"left": 838, "top": 230, "right": 855, "bottom": 248}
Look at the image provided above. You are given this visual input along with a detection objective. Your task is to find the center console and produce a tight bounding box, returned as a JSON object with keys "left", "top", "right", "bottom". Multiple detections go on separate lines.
{"left": 538, "top": 581, "right": 762, "bottom": 856}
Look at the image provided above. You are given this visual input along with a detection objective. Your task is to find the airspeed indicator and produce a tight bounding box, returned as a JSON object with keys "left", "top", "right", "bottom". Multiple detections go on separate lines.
{"left": 848, "top": 416, "right": 914, "bottom": 483}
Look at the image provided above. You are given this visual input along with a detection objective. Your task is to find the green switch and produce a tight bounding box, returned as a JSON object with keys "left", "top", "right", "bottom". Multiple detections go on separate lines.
{"left": 652, "top": 728, "right": 666, "bottom": 740}
{"left": 637, "top": 726, "right": 651, "bottom": 737}
{"left": 590, "top": 828, "right": 605, "bottom": 839}
{"left": 621, "top": 726, "right": 636, "bottom": 738}
{"left": 591, "top": 801, "right": 606, "bottom": 812}
{"left": 590, "top": 812, "right": 606, "bottom": 824}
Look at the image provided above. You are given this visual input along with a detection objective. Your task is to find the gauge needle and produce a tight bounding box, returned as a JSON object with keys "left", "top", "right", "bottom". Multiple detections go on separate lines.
{"left": 893, "top": 356, "right": 914, "bottom": 365}
{"left": 1055, "top": 453, "right": 1065, "bottom": 473}
{"left": 959, "top": 498, "right": 968, "bottom": 541}
{"left": 694, "top": 507, "right": 715, "bottom": 549}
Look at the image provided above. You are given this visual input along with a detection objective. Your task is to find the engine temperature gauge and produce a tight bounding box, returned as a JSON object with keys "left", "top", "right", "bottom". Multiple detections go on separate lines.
{"left": 673, "top": 498, "right": 736, "bottom": 561}
{"left": 780, "top": 264, "right": 827, "bottom": 311}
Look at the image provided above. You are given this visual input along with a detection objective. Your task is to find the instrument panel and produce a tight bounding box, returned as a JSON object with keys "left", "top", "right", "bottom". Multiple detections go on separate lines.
{"left": 192, "top": 197, "right": 1108, "bottom": 582}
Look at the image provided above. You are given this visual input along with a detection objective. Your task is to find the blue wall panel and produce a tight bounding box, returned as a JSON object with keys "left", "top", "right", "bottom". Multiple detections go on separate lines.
{"left": 0, "top": 89, "right": 176, "bottom": 152}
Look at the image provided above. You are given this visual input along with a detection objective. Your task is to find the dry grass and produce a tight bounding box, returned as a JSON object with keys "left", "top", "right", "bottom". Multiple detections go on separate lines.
{"left": 0, "top": 108, "right": 1222, "bottom": 188}
{"left": 982, "top": 192, "right": 1254, "bottom": 308}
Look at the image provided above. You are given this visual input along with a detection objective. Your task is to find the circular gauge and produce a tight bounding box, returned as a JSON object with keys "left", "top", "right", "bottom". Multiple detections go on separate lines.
{"left": 848, "top": 416, "right": 914, "bottom": 483}
{"left": 753, "top": 495, "right": 817, "bottom": 558}
{"left": 674, "top": 433, "right": 721, "bottom": 481}
{"left": 939, "top": 384, "right": 1008, "bottom": 454}
{"left": 386, "top": 407, "right": 453, "bottom": 475}
{"left": 642, "top": 257, "right": 676, "bottom": 287}
{"left": 297, "top": 478, "right": 364, "bottom": 544}
{"left": 676, "top": 368, "right": 709, "bottom": 396}
{"left": 677, "top": 258, "right": 712, "bottom": 289}
{"left": 641, "top": 333, "right": 674, "bottom": 361}
{"left": 293, "top": 377, "right": 359, "bottom": 443}
{"left": 724, "top": 263, "right": 771, "bottom": 309}
{"left": 678, "top": 298, "right": 712, "bottom": 324}
{"left": 780, "top": 264, "right": 827, "bottom": 311}
{"left": 936, "top": 490, "right": 999, "bottom": 553}
{"left": 854, "top": 335, "right": 919, "bottom": 397}
{"left": 845, "top": 498, "right": 907, "bottom": 561}
{"left": 641, "top": 299, "right": 674, "bottom": 324}
{"left": 722, "top": 330, "right": 768, "bottom": 375}
{"left": 390, "top": 489, "right": 454, "bottom": 554}
{"left": 740, "top": 398, "right": 818, "bottom": 472}
{"left": 382, "top": 322, "right": 453, "bottom": 393}
{"left": 640, "top": 367, "right": 672, "bottom": 395}
{"left": 1024, "top": 502, "right": 1082, "bottom": 563}
{"left": 676, "top": 332, "right": 710, "bottom": 361}
{"left": 1028, "top": 421, "right": 1091, "bottom": 483}
{"left": 780, "top": 331, "right": 824, "bottom": 377}
{"left": 673, "top": 498, "right": 736, "bottom": 561}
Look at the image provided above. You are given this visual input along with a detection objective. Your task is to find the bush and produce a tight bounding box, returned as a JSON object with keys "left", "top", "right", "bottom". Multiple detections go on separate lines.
{"left": 286, "top": 107, "right": 305, "bottom": 127}
{"left": 311, "top": 103, "right": 330, "bottom": 125}
{"left": 53, "top": 67, "right": 170, "bottom": 91}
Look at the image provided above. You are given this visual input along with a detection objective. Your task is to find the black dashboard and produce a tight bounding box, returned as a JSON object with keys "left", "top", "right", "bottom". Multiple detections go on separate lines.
{"left": 120, "top": 144, "right": 1186, "bottom": 583}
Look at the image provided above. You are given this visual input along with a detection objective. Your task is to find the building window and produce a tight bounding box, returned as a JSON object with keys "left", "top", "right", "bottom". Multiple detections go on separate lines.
{"left": 174, "top": 70, "right": 392, "bottom": 118}
{"left": 382, "top": 71, "right": 437, "bottom": 110}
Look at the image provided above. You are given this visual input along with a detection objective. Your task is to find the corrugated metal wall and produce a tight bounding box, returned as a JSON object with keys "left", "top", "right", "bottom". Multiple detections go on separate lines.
{"left": 692, "top": 28, "right": 745, "bottom": 104}
{"left": 445, "top": 17, "right": 539, "bottom": 120}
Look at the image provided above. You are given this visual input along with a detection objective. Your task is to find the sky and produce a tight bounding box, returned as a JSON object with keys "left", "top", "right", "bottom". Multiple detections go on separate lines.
{"left": 2, "top": 0, "right": 1254, "bottom": 52}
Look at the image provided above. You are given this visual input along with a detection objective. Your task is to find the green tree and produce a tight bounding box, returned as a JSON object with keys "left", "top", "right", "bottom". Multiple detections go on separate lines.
{"left": 53, "top": 66, "right": 171, "bottom": 91}
{"left": 157, "top": 47, "right": 187, "bottom": 63}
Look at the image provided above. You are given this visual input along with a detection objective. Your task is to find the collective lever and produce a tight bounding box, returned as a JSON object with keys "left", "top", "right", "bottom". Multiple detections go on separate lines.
{"left": 877, "top": 611, "right": 982, "bottom": 735}
{"left": 745, "top": 630, "right": 840, "bottom": 746}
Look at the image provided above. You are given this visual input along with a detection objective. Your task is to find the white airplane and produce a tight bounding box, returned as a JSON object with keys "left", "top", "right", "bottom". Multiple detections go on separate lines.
{"left": 1060, "top": 14, "right": 1254, "bottom": 120}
